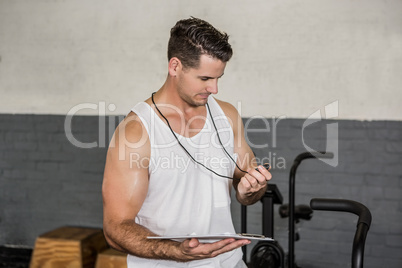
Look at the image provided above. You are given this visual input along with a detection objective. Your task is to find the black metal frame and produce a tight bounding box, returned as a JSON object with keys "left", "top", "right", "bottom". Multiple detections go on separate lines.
{"left": 310, "top": 198, "right": 372, "bottom": 268}
{"left": 242, "top": 184, "right": 285, "bottom": 267}
{"left": 287, "top": 152, "right": 334, "bottom": 268}
{"left": 244, "top": 151, "right": 371, "bottom": 268}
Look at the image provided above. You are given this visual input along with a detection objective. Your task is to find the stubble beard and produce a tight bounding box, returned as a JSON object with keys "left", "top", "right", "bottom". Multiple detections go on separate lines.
{"left": 177, "top": 89, "right": 208, "bottom": 108}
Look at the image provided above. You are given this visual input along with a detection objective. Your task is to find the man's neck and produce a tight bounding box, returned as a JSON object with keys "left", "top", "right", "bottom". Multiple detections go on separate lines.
{"left": 154, "top": 83, "right": 206, "bottom": 116}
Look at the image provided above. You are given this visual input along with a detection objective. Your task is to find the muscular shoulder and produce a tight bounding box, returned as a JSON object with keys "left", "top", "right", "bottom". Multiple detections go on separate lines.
{"left": 213, "top": 97, "right": 241, "bottom": 130}
{"left": 109, "top": 111, "right": 150, "bottom": 159}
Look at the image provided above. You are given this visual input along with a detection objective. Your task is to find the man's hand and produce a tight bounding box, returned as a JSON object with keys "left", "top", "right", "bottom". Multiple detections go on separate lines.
{"left": 236, "top": 165, "right": 272, "bottom": 204}
{"left": 178, "top": 238, "right": 250, "bottom": 261}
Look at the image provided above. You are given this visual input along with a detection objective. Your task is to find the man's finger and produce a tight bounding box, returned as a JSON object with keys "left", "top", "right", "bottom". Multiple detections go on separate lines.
{"left": 247, "top": 168, "right": 266, "bottom": 185}
{"left": 255, "top": 166, "right": 272, "bottom": 182}
{"left": 210, "top": 239, "right": 250, "bottom": 257}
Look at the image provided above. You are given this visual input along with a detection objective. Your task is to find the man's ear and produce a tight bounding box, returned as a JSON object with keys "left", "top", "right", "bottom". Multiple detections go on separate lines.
{"left": 168, "top": 57, "right": 181, "bottom": 77}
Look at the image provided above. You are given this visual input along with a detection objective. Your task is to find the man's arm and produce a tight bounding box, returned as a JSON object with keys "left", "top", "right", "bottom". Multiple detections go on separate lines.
{"left": 102, "top": 112, "right": 249, "bottom": 262}
{"left": 217, "top": 99, "right": 272, "bottom": 206}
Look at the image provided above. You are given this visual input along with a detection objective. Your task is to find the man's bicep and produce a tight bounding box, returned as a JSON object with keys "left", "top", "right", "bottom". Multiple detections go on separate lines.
{"left": 102, "top": 115, "right": 151, "bottom": 224}
{"left": 102, "top": 154, "right": 149, "bottom": 234}
{"left": 102, "top": 148, "right": 149, "bottom": 222}
{"left": 233, "top": 137, "right": 257, "bottom": 178}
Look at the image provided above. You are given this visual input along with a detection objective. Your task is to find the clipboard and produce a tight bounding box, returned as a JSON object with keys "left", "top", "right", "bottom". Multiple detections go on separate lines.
{"left": 147, "top": 233, "right": 274, "bottom": 242}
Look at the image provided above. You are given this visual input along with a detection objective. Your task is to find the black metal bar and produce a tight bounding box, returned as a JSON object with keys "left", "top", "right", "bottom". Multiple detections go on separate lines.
{"left": 352, "top": 223, "right": 370, "bottom": 268}
{"left": 288, "top": 152, "right": 334, "bottom": 268}
{"left": 262, "top": 184, "right": 283, "bottom": 238}
{"left": 262, "top": 195, "right": 274, "bottom": 237}
{"left": 241, "top": 204, "right": 247, "bottom": 263}
{"left": 310, "top": 198, "right": 372, "bottom": 268}
{"left": 309, "top": 198, "right": 372, "bottom": 227}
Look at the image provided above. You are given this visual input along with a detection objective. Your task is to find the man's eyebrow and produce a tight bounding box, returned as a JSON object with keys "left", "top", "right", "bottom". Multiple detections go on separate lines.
{"left": 199, "top": 73, "right": 225, "bottom": 79}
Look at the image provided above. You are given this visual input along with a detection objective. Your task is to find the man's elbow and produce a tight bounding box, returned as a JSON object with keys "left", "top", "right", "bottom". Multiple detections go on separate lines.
{"left": 103, "top": 223, "right": 127, "bottom": 253}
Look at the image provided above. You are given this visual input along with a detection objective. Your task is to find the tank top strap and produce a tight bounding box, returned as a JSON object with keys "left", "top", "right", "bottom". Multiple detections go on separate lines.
{"left": 131, "top": 102, "right": 153, "bottom": 135}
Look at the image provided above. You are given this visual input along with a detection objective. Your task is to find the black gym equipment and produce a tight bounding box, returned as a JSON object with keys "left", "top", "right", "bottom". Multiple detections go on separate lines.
{"left": 285, "top": 152, "right": 334, "bottom": 268}
{"left": 244, "top": 152, "right": 372, "bottom": 268}
{"left": 310, "top": 198, "right": 372, "bottom": 268}
{"left": 248, "top": 184, "right": 285, "bottom": 268}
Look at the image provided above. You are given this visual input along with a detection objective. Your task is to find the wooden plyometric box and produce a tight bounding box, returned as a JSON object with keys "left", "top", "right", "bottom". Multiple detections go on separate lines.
{"left": 30, "top": 226, "right": 108, "bottom": 268}
{"left": 95, "top": 248, "right": 127, "bottom": 268}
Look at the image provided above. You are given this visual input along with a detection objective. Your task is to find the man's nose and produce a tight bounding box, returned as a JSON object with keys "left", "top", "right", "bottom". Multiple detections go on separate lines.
{"left": 206, "top": 79, "right": 218, "bottom": 94}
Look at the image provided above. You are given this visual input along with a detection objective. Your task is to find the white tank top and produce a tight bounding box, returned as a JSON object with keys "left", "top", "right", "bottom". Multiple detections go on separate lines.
{"left": 127, "top": 96, "right": 243, "bottom": 267}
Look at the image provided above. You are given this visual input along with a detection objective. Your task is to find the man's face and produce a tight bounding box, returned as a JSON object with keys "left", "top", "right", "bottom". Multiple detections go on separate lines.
{"left": 176, "top": 54, "right": 226, "bottom": 107}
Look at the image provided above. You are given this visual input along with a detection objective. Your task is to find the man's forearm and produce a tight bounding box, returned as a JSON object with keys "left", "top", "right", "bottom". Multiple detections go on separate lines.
{"left": 104, "top": 220, "right": 185, "bottom": 262}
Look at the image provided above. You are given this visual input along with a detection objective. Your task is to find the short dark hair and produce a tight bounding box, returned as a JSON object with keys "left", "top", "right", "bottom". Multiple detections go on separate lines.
{"left": 167, "top": 17, "right": 233, "bottom": 69}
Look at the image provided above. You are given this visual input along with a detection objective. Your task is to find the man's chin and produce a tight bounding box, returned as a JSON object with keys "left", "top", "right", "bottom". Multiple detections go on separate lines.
{"left": 196, "top": 95, "right": 210, "bottom": 104}
{"left": 195, "top": 99, "right": 208, "bottom": 107}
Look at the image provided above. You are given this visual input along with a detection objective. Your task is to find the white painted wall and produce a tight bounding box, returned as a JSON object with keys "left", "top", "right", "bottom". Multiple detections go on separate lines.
{"left": 1, "top": 0, "right": 401, "bottom": 120}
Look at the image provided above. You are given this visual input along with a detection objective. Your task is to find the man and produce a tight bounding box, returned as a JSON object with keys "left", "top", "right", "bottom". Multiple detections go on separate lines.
{"left": 102, "top": 17, "right": 272, "bottom": 267}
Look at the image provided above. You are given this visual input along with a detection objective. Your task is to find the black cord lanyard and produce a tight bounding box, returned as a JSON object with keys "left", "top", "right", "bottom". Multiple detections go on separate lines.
{"left": 151, "top": 92, "right": 248, "bottom": 179}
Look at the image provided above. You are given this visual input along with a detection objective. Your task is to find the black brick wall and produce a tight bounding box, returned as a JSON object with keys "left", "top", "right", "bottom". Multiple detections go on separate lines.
{"left": 0, "top": 114, "right": 401, "bottom": 267}
{"left": 0, "top": 114, "right": 114, "bottom": 245}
